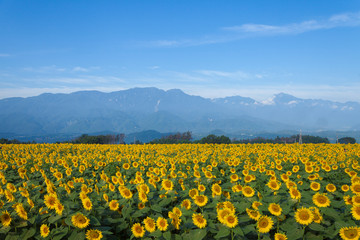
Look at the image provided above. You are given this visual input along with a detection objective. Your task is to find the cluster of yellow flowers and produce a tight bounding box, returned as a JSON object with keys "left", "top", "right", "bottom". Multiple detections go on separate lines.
{"left": 0, "top": 143, "right": 359, "bottom": 239}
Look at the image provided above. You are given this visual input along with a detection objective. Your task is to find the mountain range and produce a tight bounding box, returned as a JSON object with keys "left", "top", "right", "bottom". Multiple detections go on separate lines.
{"left": 0, "top": 87, "right": 359, "bottom": 142}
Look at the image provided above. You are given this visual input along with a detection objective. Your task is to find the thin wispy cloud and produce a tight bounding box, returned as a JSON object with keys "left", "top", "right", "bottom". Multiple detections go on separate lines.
{"left": 149, "top": 11, "right": 360, "bottom": 47}
{"left": 224, "top": 11, "right": 360, "bottom": 35}
{"left": 23, "top": 65, "right": 66, "bottom": 73}
{"left": 0, "top": 53, "right": 11, "bottom": 57}
{"left": 72, "top": 66, "right": 89, "bottom": 72}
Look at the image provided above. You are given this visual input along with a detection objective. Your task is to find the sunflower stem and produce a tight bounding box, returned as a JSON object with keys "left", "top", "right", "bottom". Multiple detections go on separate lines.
{"left": 258, "top": 231, "right": 260, "bottom": 240}
{"left": 231, "top": 229, "right": 234, "bottom": 240}
{"left": 277, "top": 217, "right": 279, "bottom": 232}
{"left": 302, "top": 226, "right": 306, "bottom": 240}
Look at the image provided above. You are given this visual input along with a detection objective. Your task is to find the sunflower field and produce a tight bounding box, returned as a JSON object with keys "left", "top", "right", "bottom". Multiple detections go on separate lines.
{"left": 0, "top": 143, "right": 360, "bottom": 240}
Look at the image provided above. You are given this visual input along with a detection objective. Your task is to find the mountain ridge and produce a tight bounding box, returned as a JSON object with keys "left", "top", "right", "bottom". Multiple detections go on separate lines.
{"left": 0, "top": 87, "right": 359, "bottom": 138}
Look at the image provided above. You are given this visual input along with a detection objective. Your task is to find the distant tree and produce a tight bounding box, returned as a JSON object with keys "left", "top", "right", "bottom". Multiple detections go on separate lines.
{"left": 72, "top": 134, "right": 126, "bottom": 144}
{"left": 338, "top": 137, "right": 356, "bottom": 144}
{"left": 198, "top": 134, "right": 231, "bottom": 144}
{"left": 150, "top": 131, "right": 192, "bottom": 144}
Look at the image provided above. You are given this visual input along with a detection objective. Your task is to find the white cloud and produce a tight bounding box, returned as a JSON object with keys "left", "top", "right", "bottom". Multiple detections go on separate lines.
{"left": 23, "top": 65, "right": 66, "bottom": 73}
{"left": 72, "top": 66, "right": 89, "bottom": 72}
{"left": 148, "top": 66, "right": 160, "bottom": 70}
{"left": 0, "top": 53, "right": 11, "bottom": 57}
{"left": 224, "top": 11, "right": 360, "bottom": 35}
{"left": 196, "top": 70, "right": 249, "bottom": 79}
{"left": 148, "top": 11, "right": 360, "bottom": 47}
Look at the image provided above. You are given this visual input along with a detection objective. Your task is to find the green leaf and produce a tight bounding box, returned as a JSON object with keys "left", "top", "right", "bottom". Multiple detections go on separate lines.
{"left": 48, "top": 214, "right": 62, "bottom": 224}
{"left": 305, "top": 232, "right": 323, "bottom": 240}
{"left": 20, "top": 228, "right": 36, "bottom": 240}
{"left": 286, "top": 227, "right": 303, "bottom": 240}
{"left": 175, "top": 234, "right": 182, "bottom": 240}
{"left": 233, "top": 201, "right": 251, "bottom": 214}
{"left": 149, "top": 230, "right": 162, "bottom": 238}
{"left": 0, "top": 226, "right": 11, "bottom": 234}
{"left": 68, "top": 230, "right": 85, "bottom": 240}
{"left": 52, "top": 227, "right": 69, "bottom": 240}
{"left": 190, "top": 229, "right": 207, "bottom": 240}
{"left": 5, "top": 234, "right": 21, "bottom": 240}
{"left": 151, "top": 204, "right": 162, "bottom": 213}
{"left": 233, "top": 227, "right": 244, "bottom": 237}
{"left": 159, "top": 198, "right": 172, "bottom": 207}
{"left": 122, "top": 205, "right": 132, "bottom": 218}
{"left": 214, "top": 228, "right": 230, "bottom": 239}
{"left": 309, "top": 223, "right": 325, "bottom": 232}
{"left": 89, "top": 215, "right": 101, "bottom": 226}
{"left": 163, "top": 231, "right": 171, "bottom": 240}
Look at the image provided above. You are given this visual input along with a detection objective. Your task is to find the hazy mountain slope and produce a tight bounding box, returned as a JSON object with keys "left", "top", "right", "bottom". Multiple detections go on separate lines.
{"left": 0, "top": 88, "right": 359, "bottom": 137}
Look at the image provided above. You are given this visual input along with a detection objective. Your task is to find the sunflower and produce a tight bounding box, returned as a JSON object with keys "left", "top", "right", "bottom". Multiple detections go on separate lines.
{"left": 162, "top": 179, "right": 173, "bottom": 191}
{"left": 198, "top": 184, "right": 206, "bottom": 192}
{"left": 312, "top": 193, "right": 331, "bottom": 208}
{"left": 82, "top": 198, "right": 93, "bottom": 211}
{"left": 138, "top": 191, "right": 148, "bottom": 203}
{"left": 120, "top": 188, "right": 133, "bottom": 199}
{"left": 257, "top": 216, "right": 274, "bottom": 233}
{"left": 55, "top": 202, "right": 64, "bottom": 215}
{"left": 0, "top": 211, "right": 11, "bottom": 227}
{"left": 71, "top": 213, "right": 90, "bottom": 229}
{"left": 242, "top": 186, "right": 255, "bottom": 197}
{"left": 326, "top": 184, "right": 336, "bottom": 193}
{"left": 15, "top": 203, "right": 27, "bottom": 220}
{"left": 246, "top": 208, "right": 261, "bottom": 221}
{"left": 44, "top": 194, "right": 58, "bottom": 210}
{"left": 171, "top": 215, "right": 181, "bottom": 230}
{"left": 342, "top": 185, "right": 350, "bottom": 192}
{"left": 223, "top": 214, "right": 238, "bottom": 228}
{"left": 86, "top": 229, "right": 103, "bottom": 240}
{"left": 310, "top": 207, "right": 323, "bottom": 224}
{"left": 344, "top": 195, "right": 353, "bottom": 205}
{"left": 351, "top": 205, "right": 360, "bottom": 220}
{"left": 230, "top": 174, "right": 239, "bottom": 182}
{"left": 252, "top": 201, "right": 262, "bottom": 210}
{"left": 192, "top": 213, "right": 207, "bottom": 229}
{"left": 295, "top": 207, "right": 313, "bottom": 225}
{"left": 156, "top": 217, "right": 168, "bottom": 231}
{"left": 109, "top": 200, "right": 119, "bottom": 211}
{"left": 143, "top": 217, "right": 156, "bottom": 233}
{"left": 194, "top": 195, "right": 208, "bottom": 207}
{"left": 232, "top": 184, "right": 243, "bottom": 193}
{"left": 131, "top": 223, "right": 145, "bottom": 238}
{"left": 217, "top": 208, "right": 232, "bottom": 223}
{"left": 40, "top": 224, "right": 50, "bottom": 238}
{"left": 275, "top": 233, "right": 288, "bottom": 240}
{"left": 181, "top": 199, "right": 191, "bottom": 210}
{"left": 352, "top": 195, "right": 360, "bottom": 207}
{"left": 189, "top": 189, "right": 199, "bottom": 199}
{"left": 310, "top": 182, "right": 321, "bottom": 191}
{"left": 268, "top": 203, "right": 282, "bottom": 216}
{"left": 289, "top": 187, "right": 301, "bottom": 200}
{"left": 267, "top": 180, "right": 281, "bottom": 191}
{"left": 172, "top": 207, "right": 182, "bottom": 217}
{"left": 339, "top": 226, "right": 360, "bottom": 240}
{"left": 351, "top": 183, "right": 360, "bottom": 195}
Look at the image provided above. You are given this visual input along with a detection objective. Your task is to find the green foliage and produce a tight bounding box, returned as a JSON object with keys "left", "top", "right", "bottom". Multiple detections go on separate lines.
{"left": 338, "top": 137, "right": 356, "bottom": 144}
{"left": 196, "top": 134, "right": 231, "bottom": 144}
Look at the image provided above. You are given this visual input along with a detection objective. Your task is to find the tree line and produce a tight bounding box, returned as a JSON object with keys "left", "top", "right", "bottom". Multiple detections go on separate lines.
{"left": 0, "top": 133, "right": 356, "bottom": 145}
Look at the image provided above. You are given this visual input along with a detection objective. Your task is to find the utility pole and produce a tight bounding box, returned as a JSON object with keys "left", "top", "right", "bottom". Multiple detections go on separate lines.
{"left": 299, "top": 130, "right": 303, "bottom": 144}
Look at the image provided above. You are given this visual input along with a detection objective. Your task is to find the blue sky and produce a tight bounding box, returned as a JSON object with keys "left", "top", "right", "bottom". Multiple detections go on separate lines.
{"left": 1, "top": 0, "right": 360, "bottom": 102}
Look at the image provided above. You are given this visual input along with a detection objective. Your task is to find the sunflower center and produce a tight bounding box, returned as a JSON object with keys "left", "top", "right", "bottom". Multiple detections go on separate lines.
{"left": 344, "top": 229, "right": 358, "bottom": 238}
{"left": 260, "top": 219, "right": 269, "bottom": 227}
{"left": 317, "top": 196, "right": 326, "bottom": 204}
{"left": 299, "top": 211, "right": 310, "bottom": 220}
